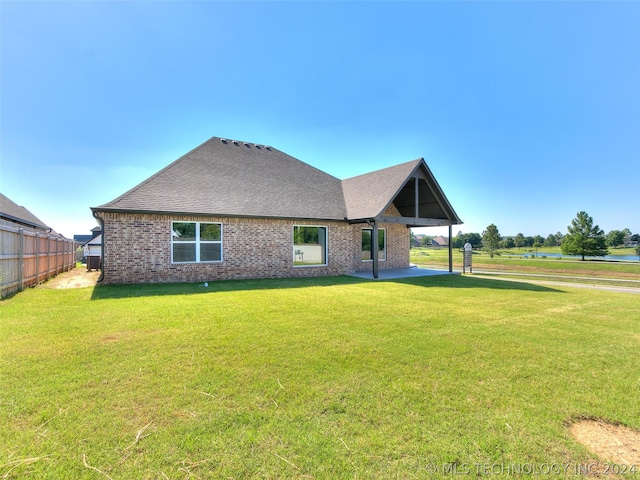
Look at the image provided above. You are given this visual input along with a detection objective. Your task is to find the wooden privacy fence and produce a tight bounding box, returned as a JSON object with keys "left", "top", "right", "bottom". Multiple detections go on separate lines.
{"left": 0, "top": 224, "right": 77, "bottom": 298}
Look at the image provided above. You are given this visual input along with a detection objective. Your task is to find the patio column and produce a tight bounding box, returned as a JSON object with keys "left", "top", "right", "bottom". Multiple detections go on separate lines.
{"left": 372, "top": 220, "right": 379, "bottom": 279}
{"left": 448, "top": 224, "right": 453, "bottom": 272}
{"left": 414, "top": 176, "right": 419, "bottom": 220}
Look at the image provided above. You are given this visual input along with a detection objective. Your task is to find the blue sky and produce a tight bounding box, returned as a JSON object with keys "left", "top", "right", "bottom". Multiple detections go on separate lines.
{"left": 2, "top": 1, "right": 639, "bottom": 239}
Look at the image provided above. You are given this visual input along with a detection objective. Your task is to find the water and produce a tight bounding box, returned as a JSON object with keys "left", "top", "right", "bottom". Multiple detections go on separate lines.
{"left": 510, "top": 252, "right": 639, "bottom": 262}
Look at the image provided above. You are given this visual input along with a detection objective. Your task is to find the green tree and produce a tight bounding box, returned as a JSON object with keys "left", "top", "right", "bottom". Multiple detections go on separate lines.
{"left": 467, "top": 233, "right": 483, "bottom": 248}
{"left": 500, "top": 237, "right": 515, "bottom": 249}
{"left": 635, "top": 244, "right": 640, "bottom": 261}
{"left": 606, "top": 230, "right": 625, "bottom": 248}
{"left": 482, "top": 224, "right": 501, "bottom": 258}
{"left": 420, "top": 235, "right": 434, "bottom": 247}
{"left": 532, "top": 240, "right": 542, "bottom": 257}
{"left": 554, "top": 231, "right": 564, "bottom": 246}
{"left": 561, "top": 211, "right": 609, "bottom": 261}
{"left": 544, "top": 234, "right": 557, "bottom": 247}
{"left": 514, "top": 233, "right": 525, "bottom": 249}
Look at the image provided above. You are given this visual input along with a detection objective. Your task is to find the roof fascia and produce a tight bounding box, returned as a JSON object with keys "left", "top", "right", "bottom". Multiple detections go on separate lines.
{"left": 0, "top": 213, "right": 50, "bottom": 231}
{"left": 376, "top": 216, "right": 454, "bottom": 227}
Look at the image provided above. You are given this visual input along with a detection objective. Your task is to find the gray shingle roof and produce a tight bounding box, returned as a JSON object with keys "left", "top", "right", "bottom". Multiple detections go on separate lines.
{"left": 94, "top": 136, "right": 461, "bottom": 225}
{"left": 97, "top": 137, "right": 346, "bottom": 220}
{"left": 342, "top": 159, "right": 421, "bottom": 220}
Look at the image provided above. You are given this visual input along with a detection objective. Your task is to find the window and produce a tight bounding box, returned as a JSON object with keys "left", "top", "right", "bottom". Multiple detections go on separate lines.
{"left": 293, "top": 225, "right": 327, "bottom": 266}
{"left": 172, "top": 222, "right": 222, "bottom": 263}
{"left": 361, "top": 228, "right": 386, "bottom": 261}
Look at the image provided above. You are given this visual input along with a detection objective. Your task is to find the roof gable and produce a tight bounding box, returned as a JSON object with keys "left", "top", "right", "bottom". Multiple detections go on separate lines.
{"left": 342, "top": 159, "right": 462, "bottom": 225}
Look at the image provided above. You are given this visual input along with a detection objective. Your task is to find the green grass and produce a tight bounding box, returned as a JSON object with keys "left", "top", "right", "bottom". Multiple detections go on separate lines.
{"left": 498, "top": 245, "right": 639, "bottom": 258}
{"left": 411, "top": 247, "right": 640, "bottom": 278}
{"left": 1, "top": 276, "right": 639, "bottom": 478}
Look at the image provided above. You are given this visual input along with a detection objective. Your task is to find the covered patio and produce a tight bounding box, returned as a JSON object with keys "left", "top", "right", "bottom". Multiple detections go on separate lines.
{"left": 343, "top": 158, "right": 463, "bottom": 278}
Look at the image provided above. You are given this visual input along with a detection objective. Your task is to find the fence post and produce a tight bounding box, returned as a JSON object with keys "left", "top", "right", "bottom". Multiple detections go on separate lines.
{"left": 35, "top": 232, "right": 40, "bottom": 284}
{"left": 18, "top": 228, "right": 24, "bottom": 291}
{"left": 47, "top": 234, "right": 51, "bottom": 280}
{"left": 67, "top": 239, "right": 73, "bottom": 270}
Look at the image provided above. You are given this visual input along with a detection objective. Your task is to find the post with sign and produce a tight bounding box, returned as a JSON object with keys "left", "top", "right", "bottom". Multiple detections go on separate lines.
{"left": 463, "top": 241, "right": 473, "bottom": 274}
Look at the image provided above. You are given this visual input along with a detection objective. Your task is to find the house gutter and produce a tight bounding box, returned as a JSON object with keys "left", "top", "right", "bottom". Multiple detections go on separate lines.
{"left": 92, "top": 207, "right": 346, "bottom": 223}
{"left": 92, "top": 209, "right": 105, "bottom": 283}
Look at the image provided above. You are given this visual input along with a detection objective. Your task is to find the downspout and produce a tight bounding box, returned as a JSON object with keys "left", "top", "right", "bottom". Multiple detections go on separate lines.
{"left": 92, "top": 210, "right": 105, "bottom": 283}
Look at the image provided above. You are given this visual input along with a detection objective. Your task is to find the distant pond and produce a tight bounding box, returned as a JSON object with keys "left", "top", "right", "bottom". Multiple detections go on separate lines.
{"left": 509, "top": 252, "right": 639, "bottom": 262}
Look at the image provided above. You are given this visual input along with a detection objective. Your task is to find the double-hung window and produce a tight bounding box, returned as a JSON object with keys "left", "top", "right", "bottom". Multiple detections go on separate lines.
{"left": 172, "top": 222, "right": 222, "bottom": 263}
{"left": 293, "top": 225, "right": 327, "bottom": 266}
{"left": 361, "top": 228, "right": 386, "bottom": 261}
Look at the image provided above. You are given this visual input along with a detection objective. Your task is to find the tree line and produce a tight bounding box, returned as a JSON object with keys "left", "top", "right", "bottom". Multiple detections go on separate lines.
{"left": 413, "top": 211, "right": 640, "bottom": 261}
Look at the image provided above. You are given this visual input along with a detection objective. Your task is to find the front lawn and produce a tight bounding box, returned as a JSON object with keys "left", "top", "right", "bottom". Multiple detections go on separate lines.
{"left": 1, "top": 275, "right": 638, "bottom": 478}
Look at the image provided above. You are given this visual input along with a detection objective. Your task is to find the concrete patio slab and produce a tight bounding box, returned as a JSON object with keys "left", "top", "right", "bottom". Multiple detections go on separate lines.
{"left": 348, "top": 266, "right": 459, "bottom": 280}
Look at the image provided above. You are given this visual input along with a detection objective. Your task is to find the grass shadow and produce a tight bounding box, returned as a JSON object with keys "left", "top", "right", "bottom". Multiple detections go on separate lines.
{"left": 391, "top": 274, "right": 564, "bottom": 292}
{"left": 90, "top": 275, "right": 373, "bottom": 300}
{"left": 90, "top": 272, "right": 562, "bottom": 300}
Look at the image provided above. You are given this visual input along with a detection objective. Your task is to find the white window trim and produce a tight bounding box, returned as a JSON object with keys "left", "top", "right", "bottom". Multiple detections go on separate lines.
{"left": 361, "top": 227, "right": 386, "bottom": 262}
{"left": 171, "top": 221, "right": 223, "bottom": 264}
{"left": 293, "top": 225, "right": 328, "bottom": 268}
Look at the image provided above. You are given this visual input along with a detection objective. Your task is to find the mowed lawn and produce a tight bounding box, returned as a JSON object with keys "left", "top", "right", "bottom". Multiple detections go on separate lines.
{"left": 1, "top": 275, "right": 639, "bottom": 479}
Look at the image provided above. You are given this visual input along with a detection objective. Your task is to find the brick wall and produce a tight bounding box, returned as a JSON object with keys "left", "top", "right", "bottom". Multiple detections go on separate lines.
{"left": 96, "top": 211, "right": 410, "bottom": 284}
{"left": 353, "top": 204, "right": 410, "bottom": 273}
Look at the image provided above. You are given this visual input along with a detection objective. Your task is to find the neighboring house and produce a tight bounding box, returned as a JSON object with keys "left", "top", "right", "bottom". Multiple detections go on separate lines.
{"left": 74, "top": 234, "right": 92, "bottom": 244}
{"left": 81, "top": 227, "right": 102, "bottom": 270}
{"left": 91, "top": 136, "right": 462, "bottom": 284}
{"left": 432, "top": 235, "right": 449, "bottom": 247}
{"left": 76, "top": 227, "right": 102, "bottom": 262}
{"left": 0, "top": 193, "right": 52, "bottom": 233}
{"left": 84, "top": 234, "right": 102, "bottom": 270}
{"left": 623, "top": 238, "right": 638, "bottom": 248}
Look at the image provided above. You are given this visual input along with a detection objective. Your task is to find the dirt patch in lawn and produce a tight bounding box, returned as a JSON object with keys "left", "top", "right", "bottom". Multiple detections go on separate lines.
{"left": 38, "top": 267, "right": 99, "bottom": 289}
{"left": 569, "top": 420, "right": 640, "bottom": 466}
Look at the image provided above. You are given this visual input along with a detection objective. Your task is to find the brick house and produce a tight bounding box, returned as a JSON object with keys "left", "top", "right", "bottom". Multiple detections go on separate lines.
{"left": 91, "top": 136, "right": 461, "bottom": 284}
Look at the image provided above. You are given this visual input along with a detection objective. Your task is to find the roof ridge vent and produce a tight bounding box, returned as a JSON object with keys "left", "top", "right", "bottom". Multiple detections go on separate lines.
{"left": 233, "top": 140, "right": 239, "bottom": 146}
{"left": 221, "top": 138, "right": 228, "bottom": 144}
{"left": 244, "top": 142, "right": 251, "bottom": 147}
